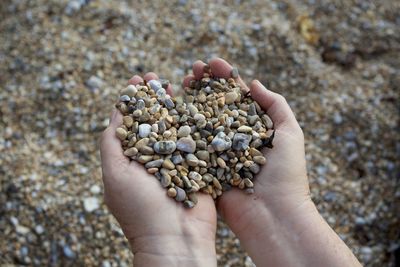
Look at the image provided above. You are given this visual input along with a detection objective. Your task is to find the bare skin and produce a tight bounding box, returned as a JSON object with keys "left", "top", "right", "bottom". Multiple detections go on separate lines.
{"left": 100, "top": 58, "right": 362, "bottom": 267}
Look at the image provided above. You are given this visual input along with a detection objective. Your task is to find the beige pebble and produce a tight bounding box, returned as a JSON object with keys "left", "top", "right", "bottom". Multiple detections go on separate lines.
{"left": 147, "top": 167, "right": 158, "bottom": 174}
{"left": 216, "top": 157, "right": 227, "bottom": 168}
{"left": 253, "top": 155, "right": 267, "bottom": 165}
{"left": 123, "top": 116, "right": 134, "bottom": 128}
{"left": 237, "top": 125, "right": 253, "bottom": 133}
{"left": 162, "top": 159, "right": 175, "bottom": 169}
{"left": 213, "top": 177, "right": 222, "bottom": 190}
{"left": 243, "top": 178, "right": 254, "bottom": 188}
{"left": 116, "top": 127, "right": 128, "bottom": 140}
{"left": 124, "top": 147, "right": 138, "bottom": 157}
{"left": 225, "top": 92, "right": 238, "bottom": 104}
{"left": 134, "top": 138, "right": 149, "bottom": 150}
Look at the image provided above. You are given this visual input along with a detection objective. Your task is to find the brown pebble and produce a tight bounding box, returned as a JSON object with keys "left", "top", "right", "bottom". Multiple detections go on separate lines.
{"left": 123, "top": 116, "right": 134, "bottom": 128}
{"left": 217, "top": 157, "right": 227, "bottom": 168}
{"left": 147, "top": 167, "right": 158, "bottom": 174}
{"left": 167, "top": 187, "right": 177, "bottom": 198}
{"left": 124, "top": 147, "right": 138, "bottom": 157}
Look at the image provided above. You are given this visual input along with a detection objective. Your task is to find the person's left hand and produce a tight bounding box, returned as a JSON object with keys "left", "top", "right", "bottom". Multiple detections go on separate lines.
{"left": 100, "top": 72, "right": 217, "bottom": 266}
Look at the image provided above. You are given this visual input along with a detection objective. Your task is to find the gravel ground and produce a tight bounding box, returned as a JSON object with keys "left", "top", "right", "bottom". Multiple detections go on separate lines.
{"left": 0, "top": 0, "right": 399, "bottom": 266}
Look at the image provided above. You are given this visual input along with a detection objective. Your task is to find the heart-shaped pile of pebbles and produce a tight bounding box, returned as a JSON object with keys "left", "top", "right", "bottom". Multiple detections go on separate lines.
{"left": 115, "top": 69, "right": 274, "bottom": 208}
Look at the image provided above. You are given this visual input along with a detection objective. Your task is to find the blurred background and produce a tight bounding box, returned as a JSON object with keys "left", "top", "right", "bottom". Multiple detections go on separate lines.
{"left": 0, "top": 0, "right": 399, "bottom": 266}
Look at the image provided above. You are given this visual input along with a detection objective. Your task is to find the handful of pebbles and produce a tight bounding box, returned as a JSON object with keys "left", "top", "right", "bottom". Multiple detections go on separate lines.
{"left": 115, "top": 69, "right": 274, "bottom": 208}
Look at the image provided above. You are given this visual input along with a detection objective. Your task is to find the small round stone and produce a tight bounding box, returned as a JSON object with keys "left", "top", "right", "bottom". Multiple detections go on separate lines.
{"left": 211, "top": 132, "right": 232, "bottom": 152}
{"left": 161, "top": 174, "right": 172, "bottom": 187}
{"left": 188, "top": 171, "right": 202, "bottom": 182}
{"left": 232, "top": 133, "right": 252, "bottom": 151}
{"left": 138, "top": 124, "right": 152, "bottom": 138}
{"left": 119, "top": 95, "right": 131, "bottom": 102}
{"left": 183, "top": 200, "right": 195, "bottom": 208}
{"left": 217, "top": 157, "right": 227, "bottom": 168}
{"left": 177, "top": 125, "right": 191, "bottom": 137}
{"left": 116, "top": 128, "right": 128, "bottom": 140}
{"left": 176, "top": 137, "right": 196, "bottom": 153}
{"left": 124, "top": 147, "right": 138, "bottom": 157}
{"left": 230, "top": 67, "right": 239, "bottom": 79}
{"left": 225, "top": 91, "right": 238, "bottom": 104}
{"left": 253, "top": 155, "right": 267, "bottom": 165}
{"left": 153, "top": 141, "right": 177, "bottom": 154}
{"left": 123, "top": 116, "right": 134, "bottom": 127}
{"left": 167, "top": 187, "right": 177, "bottom": 198}
{"left": 145, "top": 159, "right": 164, "bottom": 169}
{"left": 249, "top": 162, "right": 261, "bottom": 174}
{"left": 121, "top": 85, "right": 137, "bottom": 97}
{"left": 148, "top": 80, "right": 162, "bottom": 92}
{"left": 186, "top": 154, "right": 199, "bottom": 167}
{"left": 162, "top": 159, "right": 175, "bottom": 169}
{"left": 237, "top": 125, "right": 253, "bottom": 133}
{"left": 175, "top": 187, "right": 186, "bottom": 202}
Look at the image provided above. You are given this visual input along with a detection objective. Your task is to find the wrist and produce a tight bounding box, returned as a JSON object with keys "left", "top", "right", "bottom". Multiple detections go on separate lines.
{"left": 129, "top": 233, "right": 217, "bottom": 267}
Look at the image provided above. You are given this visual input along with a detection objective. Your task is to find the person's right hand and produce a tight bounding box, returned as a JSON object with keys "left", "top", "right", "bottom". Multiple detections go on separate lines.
{"left": 185, "top": 58, "right": 361, "bottom": 267}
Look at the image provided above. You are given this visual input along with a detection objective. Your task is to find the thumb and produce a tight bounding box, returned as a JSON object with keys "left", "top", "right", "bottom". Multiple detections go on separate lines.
{"left": 250, "top": 80, "right": 300, "bottom": 131}
{"left": 100, "top": 108, "right": 129, "bottom": 177}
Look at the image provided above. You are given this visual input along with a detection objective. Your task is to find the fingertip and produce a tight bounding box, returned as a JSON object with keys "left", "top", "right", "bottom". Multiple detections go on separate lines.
{"left": 208, "top": 58, "right": 232, "bottom": 78}
{"left": 109, "top": 108, "right": 123, "bottom": 129}
{"left": 193, "top": 60, "right": 207, "bottom": 79}
{"left": 143, "top": 72, "right": 159, "bottom": 81}
{"left": 128, "top": 75, "right": 143, "bottom": 85}
{"left": 182, "top": 74, "right": 195, "bottom": 88}
{"left": 166, "top": 83, "right": 174, "bottom": 96}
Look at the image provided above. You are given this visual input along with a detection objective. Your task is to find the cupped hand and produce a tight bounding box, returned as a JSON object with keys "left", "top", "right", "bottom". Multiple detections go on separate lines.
{"left": 183, "top": 58, "right": 311, "bottom": 227}
{"left": 100, "top": 72, "right": 217, "bottom": 266}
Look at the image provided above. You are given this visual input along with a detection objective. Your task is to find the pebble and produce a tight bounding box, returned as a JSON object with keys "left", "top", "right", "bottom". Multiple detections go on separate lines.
{"left": 225, "top": 92, "right": 238, "bottom": 104}
{"left": 231, "top": 67, "right": 239, "bottom": 78}
{"left": 183, "top": 200, "right": 195, "bottom": 208}
{"left": 167, "top": 187, "right": 177, "bottom": 198}
{"left": 119, "top": 95, "right": 130, "bottom": 102}
{"left": 177, "top": 125, "right": 191, "bottom": 137}
{"left": 124, "top": 147, "right": 139, "bottom": 157}
{"left": 211, "top": 132, "right": 232, "bottom": 151}
{"left": 138, "top": 124, "right": 152, "bottom": 138}
{"left": 196, "top": 150, "right": 210, "bottom": 161}
{"left": 217, "top": 157, "right": 227, "bottom": 168}
{"left": 148, "top": 80, "right": 162, "bottom": 92}
{"left": 188, "top": 171, "right": 202, "bottom": 182}
{"left": 123, "top": 116, "right": 133, "bottom": 127}
{"left": 186, "top": 153, "right": 199, "bottom": 166}
{"left": 153, "top": 141, "right": 177, "bottom": 154}
{"left": 121, "top": 84, "right": 137, "bottom": 97}
{"left": 176, "top": 137, "right": 196, "bottom": 153}
{"left": 237, "top": 125, "right": 253, "bottom": 133}
{"left": 161, "top": 174, "right": 171, "bottom": 187}
{"left": 116, "top": 128, "right": 128, "bottom": 140}
{"left": 83, "top": 197, "right": 99, "bottom": 212}
{"left": 253, "top": 156, "right": 267, "bottom": 165}
{"left": 249, "top": 163, "right": 261, "bottom": 174}
{"left": 175, "top": 187, "right": 186, "bottom": 202}
{"left": 145, "top": 159, "right": 164, "bottom": 168}
{"left": 162, "top": 159, "right": 175, "bottom": 169}
{"left": 232, "top": 133, "right": 252, "bottom": 150}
